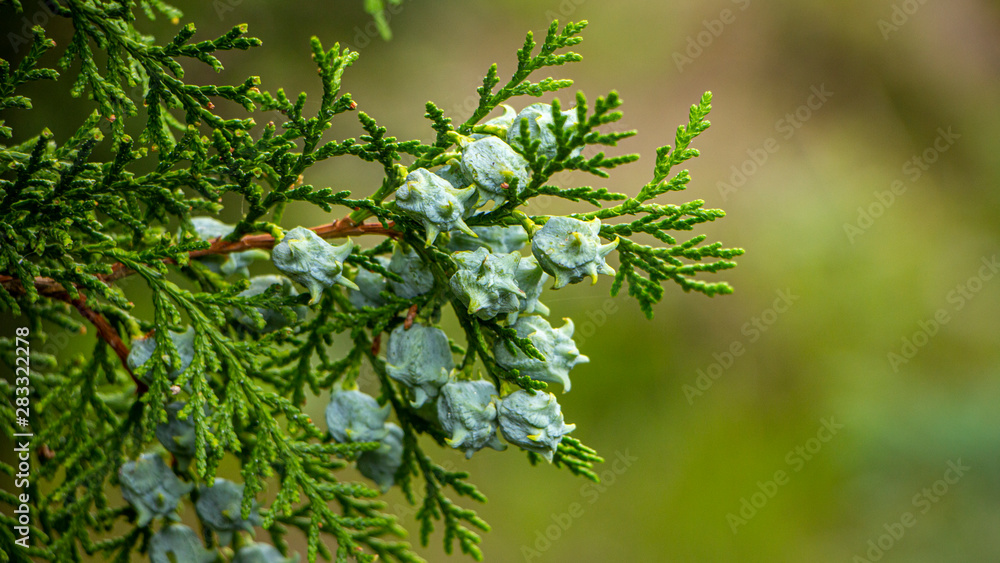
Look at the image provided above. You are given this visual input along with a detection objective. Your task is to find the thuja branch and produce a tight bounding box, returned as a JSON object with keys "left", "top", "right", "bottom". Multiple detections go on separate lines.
{"left": 0, "top": 216, "right": 398, "bottom": 297}
{"left": 0, "top": 214, "right": 396, "bottom": 399}
{"left": 0, "top": 11, "right": 741, "bottom": 563}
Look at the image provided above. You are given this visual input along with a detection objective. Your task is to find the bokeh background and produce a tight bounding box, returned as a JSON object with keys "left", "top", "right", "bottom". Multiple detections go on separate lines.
{"left": 3, "top": 0, "right": 1000, "bottom": 561}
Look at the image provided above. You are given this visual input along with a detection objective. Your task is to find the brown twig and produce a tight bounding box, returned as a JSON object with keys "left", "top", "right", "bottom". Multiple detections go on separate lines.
{"left": 69, "top": 293, "right": 148, "bottom": 395}
{"left": 0, "top": 217, "right": 398, "bottom": 296}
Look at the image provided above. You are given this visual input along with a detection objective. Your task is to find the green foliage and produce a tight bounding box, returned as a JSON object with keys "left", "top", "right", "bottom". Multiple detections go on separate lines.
{"left": 0, "top": 3, "right": 741, "bottom": 562}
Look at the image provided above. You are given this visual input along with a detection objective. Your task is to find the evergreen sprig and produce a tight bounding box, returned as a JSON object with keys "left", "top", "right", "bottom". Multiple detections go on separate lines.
{"left": 460, "top": 20, "right": 586, "bottom": 133}
{"left": 1, "top": 4, "right": 741, "bottom": 562}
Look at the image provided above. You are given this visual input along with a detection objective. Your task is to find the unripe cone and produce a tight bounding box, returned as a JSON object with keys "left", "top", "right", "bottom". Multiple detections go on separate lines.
{"left": 450, "top": 247, "right": 525, "bottom": 320}
{"left": 325, "top": 389, "right": 390, "bottom": 444}
{"left": 149, "top": 524, "right": 216, "bottom": 563}
{"left": 437, "top": 380, "right": 506, "bottom": 459}
{"left": 385, "top": 323, "right": 454, "bottom": 408}
{"left": 195, "top": 478, "right": 261, "bottom": 546}
{"left": 357, "top": 423, "right": 404, "bottom": 492}
{"left": 531, "top": 216, "right": 618, "bottom": 288}
{"left": 395, "top": 168, "right": 478, "bottom": 244}
{"left": 494, "top": 316, "right": 587, "bottom": 392}
{"left": 119, "top": 453, "right": 193, "bottom": 527}
{"left": 498, "top": 390, "right": 576, "bottom": 463}
{"left": 272, "top": 227, "right": 357, "bottom": 304}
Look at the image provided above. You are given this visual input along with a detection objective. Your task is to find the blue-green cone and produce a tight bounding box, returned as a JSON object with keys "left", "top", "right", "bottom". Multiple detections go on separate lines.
{"left": 356, "top": 423, "right": 404, "bottom": 492}
{"left": 119, "top": 453, "right": 193, "bottom": 527}
{"left": 435, "top": 164, "right": 473, "bottom": 191}
{"left": 385, "top": 323, "right": 454, "bottom": 408}
{"left": 510, "top": 254, "right": 550, "bottom": 323}
{"left": 494, "top": 316, "right": 587, "bottom": 392}
{"left": 325, "top": 389, "right": 390, "bottom": 444}
{"left": 508, "top": 103, "right": 582, "bottom": 160}
{"left": 437, "top": 380, "right": 506, "bottom": 459}
{"left": 497, "top": 390, "right": 576, "bottom": 463}
{"left": 127, "top": 326, "right": 196, "bottom": 386}
{"left": 184, "top": 217, "right": 269, "bottom": 277}
{"left": 272, "top": 227, "right": 357, "bottom": 304}
{"left": 155, "top": 402, "right": 198, "bottom": 470}
{"left": 149, "top": 524, "right": 217, "bottom": 563}
{"left": 470, "top": 104, "right": 518, "bottom": 140}
{"left": 449, "top": 247, "right": 525, "bottom": 320}
{"left": 232, "top": 543, "right": 299, "bottom": 563}
{"left": 348, "top": 256, "right": 390, "bottom": 309}
{"left": 394, "top": 168, "right": 477, "bottom": 244}
{"left": 446, "top": 225, "right": 528, "bottom": 255}
{"left": 459, "top": 136, "right": 531, "bottom": 207}
{"left": 195, "top": 478, "right": 261, "bottom": 546}
{"left": 531, "top": 216, "right": 618, "bottom": 288}
{"left": 387, "top": 243, "right": 434, "bottom": 299}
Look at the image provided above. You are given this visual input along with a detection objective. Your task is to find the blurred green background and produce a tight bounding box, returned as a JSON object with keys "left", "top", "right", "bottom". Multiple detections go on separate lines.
{"left": 4, "top": 0, "right": 1000, "bottom": 561}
